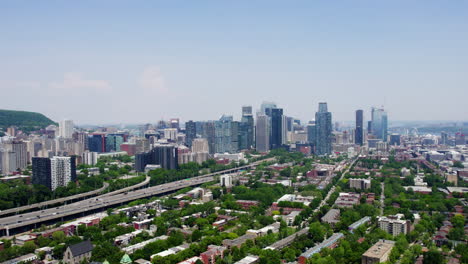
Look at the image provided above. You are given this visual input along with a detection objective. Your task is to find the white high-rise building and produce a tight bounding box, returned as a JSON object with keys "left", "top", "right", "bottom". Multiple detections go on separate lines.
{"left": 4, "top": 141, "right": 27, "bottom": 171}
{"left": 82, "top": 151, "right": 99, "bottom": 165}
{"left": 0, "top": 150, "right": 17, "bottom": 175}
{"left": 192, "top": 138, "right": 209, "bottom": 153}
{"left": 50, "top": 156, "right": 75, "bottom": 190}
{"left": 163, "top": 128, "right": 178, "bottom": 141}
{"left": 59, "top": 120, "right": 74, "bottom": 139}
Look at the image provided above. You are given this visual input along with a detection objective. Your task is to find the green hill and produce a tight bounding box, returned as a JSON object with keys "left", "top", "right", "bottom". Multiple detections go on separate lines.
{"left": 0, "top": 109, "right": 56, "bottom": 134}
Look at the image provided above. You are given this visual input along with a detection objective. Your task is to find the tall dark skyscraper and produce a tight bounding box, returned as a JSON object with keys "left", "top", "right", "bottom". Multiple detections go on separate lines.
{"left": 355, "top": 110, "right": 364, "bottom": 145}
{"left": 32, "top": 157, "right": 52, "bottom": 189}
{"left": 88, "top": 134, "right": 106, "bottom": 152}
{"left": 185, "top": 120, "right": 196, "bottom": 147}
{"left": 135, "top": 144, "right": 178, "bottom": 172}
{"left": 270, "top": 108, "right": 283, "bottom": 149}
{"left": 240, "top": 106, "right": 254, "bottom": 150}
{"left": 315, "top": 102, "right": 332, "bottom": 155}
{"left": 201, "top": 121, "right": 216, "bottom": 154}
{"left": 231, "top": 121, "right": 240, "bottom": 152}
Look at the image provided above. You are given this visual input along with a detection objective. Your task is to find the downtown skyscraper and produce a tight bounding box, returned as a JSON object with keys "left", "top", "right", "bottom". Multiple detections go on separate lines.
{"left": 185, "top": 120, "right": 196, "bottom": 147}
{"left": 239, "top": 106, "right": 254, "bottom": 150}
{"left": 270, "top": 108, "right": 283, "bottom": 149}
{"left": 315, "top": 102, "right": 332, "bottom": 155}
{"left": 255, "top": 114, "right": 270, "bottom": 153}
{"left": 355, "top": 110, "right": 364, "bottom": 145}
{"left": 59, "top": 119, "right": 74, "bottom": 138}
{"left": 214, "top": 115, "right": 239, "bottom": 153}
{"left": 371, "top": 107, "right": 388, "bottom": 142}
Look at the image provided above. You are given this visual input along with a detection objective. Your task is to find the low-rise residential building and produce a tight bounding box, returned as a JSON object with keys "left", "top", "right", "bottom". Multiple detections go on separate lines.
{"left": 134, "top": 259, "right": 151, "bottom": 264}
{"left": 234, "top": 256, "right": 259, "bottom": 264}
{"left": 321, "top": 209, "right": 340, "bottom": 226}
{"left": 403, "top": 186, "right": 432, "bottom": 194}
{"left": 178, "top": 256, "right": 202, "bottom": 264}
{"left": 236, "top": 200, "right": 260, "bottom": 210}
{"left": 334, "top": 192, "right": 361, "bottom": 208}
{"left": 246, "top": 223, "right": 281, "bottom": 237}
{"left": 349, "top": 216, "right": 371, "bottom": 233}
{"left": 281, "top": 211, "right": 301, "bottom": 226}
{"left": 433, "top": 221, "right": 453, "bottom": 247}
{"left": 14, "top": 234, "right": 36, "bottom": 245}
{"left": 361, "top": 239, "right": 395, "bottom": 264}
{"left": 151, "top": 245, "right": 189, "bottom": 259}
{"left": 200, "top": 245, "right": 226, "bottom": 264}
{"left": 222, "top": 233, "right": 256, "bottom": 249}
{"left": 298, "top": 233, "right": 344, "bottom": 264}
{"left": 114, "top": 230, "right": 143, "bottom": 246}
{"left": 1, "top": 253, "right": 37, "bottom": 264}
{"left": 122, "top": 235, "right": 168, "bottom": 254}
{"left": 276, "top": 194, "right": 315, "bottom": 206}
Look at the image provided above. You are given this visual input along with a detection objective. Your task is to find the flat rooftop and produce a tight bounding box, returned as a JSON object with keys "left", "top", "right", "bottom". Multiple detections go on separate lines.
{"left": 362, "top": 239, "right": 395, "bottom": 259}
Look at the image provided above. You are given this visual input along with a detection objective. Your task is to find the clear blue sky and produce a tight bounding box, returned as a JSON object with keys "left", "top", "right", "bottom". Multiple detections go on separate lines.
{"left": 1, "top": 1, "right": 467, "bottom": 124}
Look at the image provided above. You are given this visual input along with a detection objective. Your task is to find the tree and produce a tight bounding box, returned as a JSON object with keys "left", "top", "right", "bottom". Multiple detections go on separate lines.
{"left": 309, "top": 222, "right": 326, "bottom": 243}
{"left": 53, "top": 244, "right": 66, "bottom": 259}
{"left": 451, "top": 214, "right": 465, "bottom": 229}
{"left": 423, "top": 250, "right": 443, "bottom": 264}
{"left": 52, "top": 231, "right": 66, "bottom": 243}
{"left": 21, "top": 241, "right": 37, "bottom": 254}
{"left": 191, "top": 230, "right": 202, "bottom": 242}
{"left": 453, "top": 161, "right": 464, "bottom": 168}
{"left": 448, "top": 227, "right": 465, "bottom": 241}
{"left": 36, "top": 236, "right": 51, "bottom": 247}
{"left": 282, "top": 248, "right": 297, "bottom": 262}
{"left": 37, "top": 251, "right": 46, "bottom": 260}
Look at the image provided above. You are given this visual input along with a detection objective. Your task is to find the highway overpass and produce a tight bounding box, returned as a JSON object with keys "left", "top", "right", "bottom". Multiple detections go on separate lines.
{"left": 0, "top": 158, "right": 275, "bottom": 237}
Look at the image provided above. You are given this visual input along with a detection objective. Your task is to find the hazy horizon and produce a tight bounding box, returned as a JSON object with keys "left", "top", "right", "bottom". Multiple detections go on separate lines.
{"left": 1, "top": 1, "right": 467, "bottom": 124}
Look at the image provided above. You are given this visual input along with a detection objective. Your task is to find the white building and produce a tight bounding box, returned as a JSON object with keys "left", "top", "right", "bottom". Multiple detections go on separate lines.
{"left": 234, "top": 256, "right": 259, "bottom": 264}
{"left": 59, "top": 119, "right": 74, "bottom": 138}
{"left": 220, "top": 174, "right": 233, "bottom": 188}
{"left": 82, "top": 151, "right": 99, "bottom": 166}
{"left": 192, "top": 138, "right": 210, "bottom": 153}
{"left": 214, "top": 152, "right": 246, "bottom": 163}
{"left": 277, "top": 194, "right": 315, "bottom": 206}
{"left": 51, "top": 156, "right": 75, "bottom": 190}
{"left": 163, "top": 128, "right": 178, "bottom": 141}
{"left": 0, "top": 150, "right": 17, "bottom": 175}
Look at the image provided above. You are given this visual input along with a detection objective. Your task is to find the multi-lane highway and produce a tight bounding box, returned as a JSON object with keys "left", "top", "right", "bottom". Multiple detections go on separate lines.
{"left": 0, "top": 174, "right": 153, "bottom": 217}
{"left": 0, "top": 158, "right": 275, "bottom": 236}
{"left": 0, "top": 182, "right": 110, "bottom": 217}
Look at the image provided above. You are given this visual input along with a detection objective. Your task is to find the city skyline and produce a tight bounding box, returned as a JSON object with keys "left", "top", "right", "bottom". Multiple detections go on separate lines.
{"left": 1, "top": 1, "right": 467, "bottom": 124}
